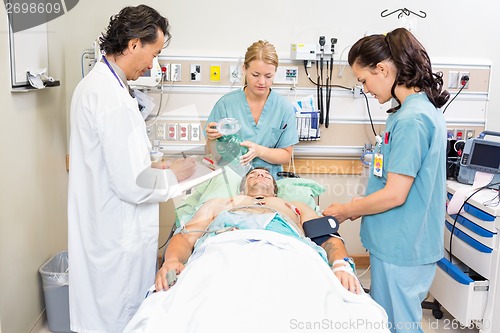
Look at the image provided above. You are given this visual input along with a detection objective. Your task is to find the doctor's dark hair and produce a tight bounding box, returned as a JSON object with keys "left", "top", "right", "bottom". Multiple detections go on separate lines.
{"left": 239, "top": 167, "right": 278, "bottom": 195}
{"left": 348, "top": 28, "right": 449, "bottom": 113}
{"left": 99, "top": 5, "right": 171, "bottom": 56}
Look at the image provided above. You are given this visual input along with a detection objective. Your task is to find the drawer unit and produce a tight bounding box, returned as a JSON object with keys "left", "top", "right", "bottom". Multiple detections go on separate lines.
{"left": 430, "top": 257, "right": 488, "bottom": 326}
{"left": 447, "top": 192, "right": 497, "bottom": 233}
{"left": 446, "top": 213, "right": 497, "bottom": 249}
{"left": 430, "top": 180, "right": 499, "bottom": 333}
{"left": 444, "top": 220, "right": 493, "bottom": 279}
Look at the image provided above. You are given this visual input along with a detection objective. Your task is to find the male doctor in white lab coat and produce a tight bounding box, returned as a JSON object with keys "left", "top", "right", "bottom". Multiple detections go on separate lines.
{"left": 67, "top": 5, "right": 195, "bottom": 332}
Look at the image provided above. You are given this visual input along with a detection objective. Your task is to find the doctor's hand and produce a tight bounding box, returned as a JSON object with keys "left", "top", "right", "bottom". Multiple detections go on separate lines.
{"left": 239, "top": 141, "right": 261, "bottom": 165}
{"left": 169, "top": 158, "right": 196, "bottom": 181}
{"left": 205, "top": 122, "right": 222, "bottom": 140}
{"left": 156, "top": 259, "right": 185, "bottom": 291}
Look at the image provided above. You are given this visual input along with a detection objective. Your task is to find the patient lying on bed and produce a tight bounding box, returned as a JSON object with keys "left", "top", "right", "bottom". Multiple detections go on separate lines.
{"left": 157, "top": 167, "right": 360, "bottom": 294}
{"left": 124, "top": 167, "right": 389, "bottom": 332}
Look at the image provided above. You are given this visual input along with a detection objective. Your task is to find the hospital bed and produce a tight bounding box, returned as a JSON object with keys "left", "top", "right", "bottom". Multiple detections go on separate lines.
{"left": 124, "top": 166, "right": 390, "bottom": 332}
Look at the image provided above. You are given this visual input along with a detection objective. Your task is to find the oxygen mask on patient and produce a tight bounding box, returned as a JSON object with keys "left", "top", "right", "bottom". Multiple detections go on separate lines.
{"left": 216, "top": 118, "right": 251, "bottom": 175}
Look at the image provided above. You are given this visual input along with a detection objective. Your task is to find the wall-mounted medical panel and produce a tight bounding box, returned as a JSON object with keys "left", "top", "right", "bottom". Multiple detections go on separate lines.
{"left": 150, "top": 55, "right": 491, "bottom": 158}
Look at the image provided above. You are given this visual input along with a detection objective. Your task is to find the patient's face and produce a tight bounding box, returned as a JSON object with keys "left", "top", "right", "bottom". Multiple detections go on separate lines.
{"left": 244, "top": 169, "right": 276, "bottom": 196}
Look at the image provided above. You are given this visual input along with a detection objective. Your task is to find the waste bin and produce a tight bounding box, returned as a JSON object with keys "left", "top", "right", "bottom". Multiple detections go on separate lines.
{"left": 39, "top": 251, "right": 73, "bottom": 333}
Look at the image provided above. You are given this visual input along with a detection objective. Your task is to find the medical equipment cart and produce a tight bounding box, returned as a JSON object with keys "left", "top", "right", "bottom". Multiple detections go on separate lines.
{"left": 429, "top": 180, "right": 499, "bottom": 332}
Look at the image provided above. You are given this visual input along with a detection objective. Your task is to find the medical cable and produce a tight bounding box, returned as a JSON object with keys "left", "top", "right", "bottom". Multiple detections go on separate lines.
{"left": 303, "top": 60, "right": 353, "bottom": 127}
{"left": 324, "top": 38, "right": 337, "bottom": 128}
{"left": 319, "top": 36, "right": 326, "bottom": 125}
{"left": 80, "top": 49, "right": 95, "bottom": 78}
{"left": 337, "top": 45, "right": 352, "bottom": 78}
{"left": 158, "top": 201, "right": 239, "bottom": 251}
{"left": 325, "top": 40, "right": 335, "bottom": 128}
{"left": 448, "top": 181, "right": 500, "bottom": 263}
{"left": 483, "top": 191, "right": 500, "bottom": 207}
{"left": 442, "top": 75, "right": 469, "bottom": 114}
{"left": 146, "top": 76, "right": 172, "bottom": 128}
{"left": 316, "top": 60, "right": 323, "bottom": 124}
{"left": 356, "top": 265, "right": 371, "bottom": 279}
{"left": 326, "top": 58, "right": 333, "bottom": 127}
{"left": 361, "top": 90, "right": 378, "bottom": 138}
{"left": 325, "top": 60, "right": 331, "bottom": 128}
{"left": 303, "top": 60, "right": 353, "bottom": 90}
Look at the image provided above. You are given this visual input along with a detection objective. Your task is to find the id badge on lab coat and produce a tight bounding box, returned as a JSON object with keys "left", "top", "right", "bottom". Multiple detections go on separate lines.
{"left": 373, "top": 153, "right": 383, "bottom": 177}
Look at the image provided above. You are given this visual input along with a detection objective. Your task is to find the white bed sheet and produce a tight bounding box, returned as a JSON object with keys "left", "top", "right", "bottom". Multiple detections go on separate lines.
{"left": 124, "top": 229, "right": 389, "bottom": 333}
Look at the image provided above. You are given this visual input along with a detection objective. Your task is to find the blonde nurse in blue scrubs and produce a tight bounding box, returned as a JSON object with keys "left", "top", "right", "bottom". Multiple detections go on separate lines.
{"left": 205, "top": 40, "right": 298, "bottom": 179}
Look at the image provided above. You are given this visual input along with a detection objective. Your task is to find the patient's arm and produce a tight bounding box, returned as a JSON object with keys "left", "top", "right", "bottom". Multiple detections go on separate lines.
{"left": 294, "top": 201, "right": 362, "bottom": 294}
{"left": 155, "top": 198, "right": 220, "bottom": 291}
{"left": 321, "top": 237, "right": 361, "bottom": 294}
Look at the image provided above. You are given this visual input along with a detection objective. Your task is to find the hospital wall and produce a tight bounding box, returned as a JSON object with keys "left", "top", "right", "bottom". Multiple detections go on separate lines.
{"left": 0, "top": 7, "right": 68, "bottom": 333}
{"left": 1, "top": 1, "right": 499, "bottom": 333}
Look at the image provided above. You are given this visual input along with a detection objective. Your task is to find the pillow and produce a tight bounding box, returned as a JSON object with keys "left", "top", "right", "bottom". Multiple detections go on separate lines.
{"left": 277, "top": 177, "right": 326, "bottom": 209}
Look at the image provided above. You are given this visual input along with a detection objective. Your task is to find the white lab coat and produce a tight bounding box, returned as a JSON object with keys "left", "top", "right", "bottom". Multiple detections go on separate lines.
{"left": 68, "top": 62, "right": 178, "bottom": 333}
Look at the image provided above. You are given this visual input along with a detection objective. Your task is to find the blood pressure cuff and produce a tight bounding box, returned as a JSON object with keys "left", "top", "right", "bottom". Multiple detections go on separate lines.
{"left": 303, "top": 216, "right": 340, "bottom": 246}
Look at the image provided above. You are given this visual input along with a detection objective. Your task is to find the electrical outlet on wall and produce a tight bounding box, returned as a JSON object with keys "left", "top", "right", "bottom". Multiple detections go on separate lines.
{"left": 455, "top": 128, "right": 465, "bottom": 141}
{"left": 190, "top": 64, "right": 201, "bottom": 81}
{"left": 156, "top": 123, "right": 166, "bottom": 140}
{"left": 447, "top": 128, "right": 455, "bottom": 140}
{"left": 210, "top": 65, "right": 221, "bottom": 82}
{"left": 178, "top": 123, "right": 189, "bottom": 141}
{"left": 353, "top": 85, "right": 363, "bottom": 98}
{"left": 229, "top": 64, "right": 241, "bottom": 84}
{"left": 448, "top": 71, "right": 459, "bottom": 89}
{"left": 161, "top": 63, "right": 170, "bottom": 81}
{"left": 466, "top": 129, "right": 475, "bottom": 139}
{"left": 190, "top": 124, "right": 201, "bottom": 141}
{"left": 167, "top": 123, "right": 177, "bottom": 141}
{"left": 273, "top": 66, "right": 298, "bottom": 84}
{"left": 171, "top": 64, "right": 182, "bottom": 81}
{"left": 459, "top": 71, "right": 470, "bottom": 89}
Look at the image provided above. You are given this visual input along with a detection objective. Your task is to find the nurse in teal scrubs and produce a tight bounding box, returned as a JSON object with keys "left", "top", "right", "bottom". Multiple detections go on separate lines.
{"left": 324, "top": 28, "right": 449, "bottom": 333}
{"left": 205, "top": 40, "right": 298, "bottom": 179}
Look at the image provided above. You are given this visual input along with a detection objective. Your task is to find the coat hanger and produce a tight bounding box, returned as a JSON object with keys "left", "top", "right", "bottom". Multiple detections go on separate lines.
{"left": 380, "top": 8, "right": 427, "bottom": 19}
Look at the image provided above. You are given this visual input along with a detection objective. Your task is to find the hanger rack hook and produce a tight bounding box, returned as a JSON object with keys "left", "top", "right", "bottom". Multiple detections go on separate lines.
{"left": 381, "top": 8, "right": 427, "bottom": 19}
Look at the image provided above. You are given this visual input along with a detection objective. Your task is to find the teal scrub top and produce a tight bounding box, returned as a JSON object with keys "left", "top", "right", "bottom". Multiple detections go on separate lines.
{"left": 206, "top": 89, "right": 298, "bottom": 179}
{"left": 360, "top": 93, "right": 446, "bottom": 266}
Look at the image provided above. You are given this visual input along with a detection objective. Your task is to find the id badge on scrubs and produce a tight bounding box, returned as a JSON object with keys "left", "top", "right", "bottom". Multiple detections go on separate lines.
{"left": 373, "top": 153, "right": 383, "bottom": 177}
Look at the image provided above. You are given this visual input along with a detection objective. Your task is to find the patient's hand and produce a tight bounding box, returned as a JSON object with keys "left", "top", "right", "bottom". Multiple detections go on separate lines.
{"left": 332, "top": 267, "right": 362, "bottom": 295}
{"left": 156, "top": 259, "right": 185, "bottom": 291}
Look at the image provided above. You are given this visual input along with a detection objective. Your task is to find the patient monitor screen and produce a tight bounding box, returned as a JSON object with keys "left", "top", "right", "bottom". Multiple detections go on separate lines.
{"left": 469, "top": 142, "right": 500, "bottom": 171}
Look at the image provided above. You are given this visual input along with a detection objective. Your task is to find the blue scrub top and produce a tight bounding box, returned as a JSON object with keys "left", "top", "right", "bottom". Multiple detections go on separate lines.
{"left": 206, "top": 89, "right": 298, "bottom": 179}
{"left": 360, "top": 93, "right": 446, "bottom": 266}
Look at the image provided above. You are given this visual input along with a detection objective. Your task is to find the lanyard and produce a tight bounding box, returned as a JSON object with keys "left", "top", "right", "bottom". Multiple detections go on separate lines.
{"left": 102, "top": 55, "right": 124, "bottom": 88}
